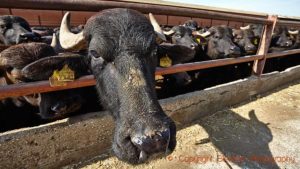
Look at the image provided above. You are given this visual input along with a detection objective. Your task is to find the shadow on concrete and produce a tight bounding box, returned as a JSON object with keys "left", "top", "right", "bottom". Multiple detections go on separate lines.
{"left": 197, "top": 109, "right": 280, "bottom": 169}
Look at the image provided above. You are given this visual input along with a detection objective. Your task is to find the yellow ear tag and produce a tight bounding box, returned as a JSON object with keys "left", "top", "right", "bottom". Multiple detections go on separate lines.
{"left": 155, "top": 75, "right": 164, "bottom": 81}
{"left": 49, "top": 64, "right": 75, "bottom": 87}
{"left": 159, "top": 55, "right": 172, "bottom": 68}
{"left": 196, "top": 37, "right": 201, "bottom": 44}
{"left": 253, "top": 38, "right": 258, "bottom": 45}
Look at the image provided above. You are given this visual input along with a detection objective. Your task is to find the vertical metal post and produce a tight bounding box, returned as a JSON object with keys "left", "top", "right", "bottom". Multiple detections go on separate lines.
{"left": 252, "top": 15, "right": 277, "bottom": 76}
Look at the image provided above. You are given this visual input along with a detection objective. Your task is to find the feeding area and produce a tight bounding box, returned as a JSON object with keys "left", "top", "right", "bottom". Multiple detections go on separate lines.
{"left": 0, "top": 0, "right": 300, "bottom": 168}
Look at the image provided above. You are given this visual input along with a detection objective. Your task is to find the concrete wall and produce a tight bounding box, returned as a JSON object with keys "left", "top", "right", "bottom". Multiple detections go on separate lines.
{"left": 1, "top": 65, "right": 300, "bottom": 168}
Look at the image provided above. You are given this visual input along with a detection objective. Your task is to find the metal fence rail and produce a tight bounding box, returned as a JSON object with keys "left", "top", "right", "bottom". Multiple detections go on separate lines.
{"left": 0, "top": 0, "right": 300, "bottom": 100}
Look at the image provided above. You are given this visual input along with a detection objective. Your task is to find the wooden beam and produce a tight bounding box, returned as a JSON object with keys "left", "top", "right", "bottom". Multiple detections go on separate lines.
{"left": 252, "top": 15, "right": 278, "bottom": 76}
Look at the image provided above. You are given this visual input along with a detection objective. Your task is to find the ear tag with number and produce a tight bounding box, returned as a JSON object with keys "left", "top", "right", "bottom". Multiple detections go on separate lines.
{"left": 49, "top": 64, "right": 75, "bottom": 87}
{"left": 159, "top": 54, "right": 172, "bottom": 68}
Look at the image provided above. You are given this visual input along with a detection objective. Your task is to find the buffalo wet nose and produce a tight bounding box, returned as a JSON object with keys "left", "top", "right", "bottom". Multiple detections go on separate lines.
{"left": 18, "top": 32, "right": 40, "bottom": 43}
{"left": 229, "top": 46, "right": 241, "bottom": 55}
{"left": 246, "top": 44, "right": 257, "bottom": 51}
{"left": 230, "top": 46, "right": 236, "bottom": 50}
{"left": 190, "top": 44, "right": 196, "bottom": 49}
{"left": 285, "top": 41, "right": 292, "bottom": 47}
{"left": 51, "top": 103, "right": 66, "bottom": 113}
{"left": 131, "top": 129, "right": 170, "bottom": 158}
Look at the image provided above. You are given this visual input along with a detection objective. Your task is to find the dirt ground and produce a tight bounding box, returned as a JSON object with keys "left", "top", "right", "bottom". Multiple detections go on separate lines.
{"left": 70, "top": 80, "right": 300, "bottom": 169}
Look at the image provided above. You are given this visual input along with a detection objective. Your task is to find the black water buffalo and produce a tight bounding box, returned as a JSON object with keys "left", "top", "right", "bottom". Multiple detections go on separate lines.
{"left": 196, "top": 25, "right": 241, "bottom": 59}
{"left": 158, "top": 23, "right": 198, "bottom": 87}
{"left": 265, "top": 27, "right": 300, "bottom": 72}
{"left": 59, "top": 8, "right": 176, "bottom": 164}
{"left": 184, "top": 26, "right": 244, "bottom": 92}
{"left": 0, "top": 15, "right": 41, "bottom": 45}
{"left": 159, "top": 24, "right": 199, "bottom": 66}
{"left": 163, "top": 25, "right": 198, "bottom": 51}
{"left": 233, "top": 28, "right": 257, "bottom": 55}
{"left": 269, "top": 26, "right": 300, "bottom": 52}
{"left": 240, "top": 24, "right": 263, "bottom": 39}
{"left": 0, "top": 42, "right": 92, "bottom": 120}
{"left": 182, "top": 19, "right": 199, "bottom": 31}
{"left": 270, "top": 26, "right": 294, "bottom": 51}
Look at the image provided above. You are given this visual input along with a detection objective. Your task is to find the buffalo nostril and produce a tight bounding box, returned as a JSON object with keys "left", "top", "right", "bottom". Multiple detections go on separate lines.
{"left": 51, "top": 104, "right": 59, "bottom": 112}
{"left": 190, "top": 44, "right": 196, "bottom": 49}
{"left": 131, "top": 128, "right": 171, "bottom": 156}
{"left": 230, "top": 46, "right": 237, "bottom": 50}
{"left": 247, "top": 45, "right": 257, "bottom": 51}
{"left": 229, "top": 46, "right": 241, "bottom": 54}
{"left": 19, "top": 32, "right": 40, "bottom": 41}
{"left": 285, "top": 41, "right": 292, "bottom": 46}
{"left": 51, "top": 103, "right": 66, "bottom": 113}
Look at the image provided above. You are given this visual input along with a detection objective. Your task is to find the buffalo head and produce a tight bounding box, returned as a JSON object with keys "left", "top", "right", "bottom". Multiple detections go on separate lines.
{"left": 0, "top": 15, "right": 41, "bottom": 45}
{"left": 271, "top": 26, "right": 294, "bottom": 49}
{"left": 59, "top": 8, "right": 176, "bottom": 164}
{"left": 233, "top": 29, "right": 257, "bottom": 55}
{"left": 199, "top": 26, "right": 241, "bottom": 59}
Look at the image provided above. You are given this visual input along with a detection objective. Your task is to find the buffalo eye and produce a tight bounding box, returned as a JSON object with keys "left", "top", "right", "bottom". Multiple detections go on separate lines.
{"left": 89, "top": 50, "right": 100, "bottom": 59}
{"left": 0, "top": 24, "right": 6, "bottom": 32}
{"left": 90, "top": 50, "right": 106, "bottom": 68}
{"left": 175, "top": 34, "right": 181, "bottom": 38}
{"left": 213, "top": 35, "right": 220, "bottom": 39}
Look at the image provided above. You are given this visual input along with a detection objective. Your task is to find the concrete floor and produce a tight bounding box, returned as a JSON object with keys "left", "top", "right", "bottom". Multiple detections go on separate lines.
{"left": 72, "top": 80, "right": 300, "bottom": 169}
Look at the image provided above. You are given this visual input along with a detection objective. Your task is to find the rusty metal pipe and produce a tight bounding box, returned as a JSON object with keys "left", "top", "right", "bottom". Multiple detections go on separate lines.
{"left": 0, "top": 0, "right": 273, "bottom": 24}
{"left": 266, "top": 49, "right": 300, "bottom": 59}
{"left": 0, "top": 54, "right": 263, "bottom": 99}
{"left": 0, "top": 75, "right": 96, "bottom": 100}
{"left": 1, "top": 50, "right": 300, "bottom": 100}
{"left": 277, "top": 20, "right": 300, "bottom": 27}
{"left": 156, "top": 54, "right": 264, "bottom": 75}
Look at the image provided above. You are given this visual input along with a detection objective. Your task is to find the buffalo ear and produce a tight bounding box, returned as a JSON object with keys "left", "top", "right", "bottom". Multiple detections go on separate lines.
{"left": 22, "top": 54, "right": 89, "bottom": 81}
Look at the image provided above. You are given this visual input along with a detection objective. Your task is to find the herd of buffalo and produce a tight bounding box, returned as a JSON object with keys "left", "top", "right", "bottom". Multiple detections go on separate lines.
{"left": 0, "top": 8, "right": 300, "bottom": 164}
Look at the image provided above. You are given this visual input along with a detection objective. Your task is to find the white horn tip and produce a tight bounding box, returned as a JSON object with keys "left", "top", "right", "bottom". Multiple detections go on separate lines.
{"left": 149, "top": 13, "right": 166, "bottom": 41}
{"left": 50, "top": 33, "right": 57, "bottom": 48}
{"left": 288, "top": 30, "right": 299, "bottom": 35}
{"left": 240, "top": 25, "right": 250, "bottom": 30}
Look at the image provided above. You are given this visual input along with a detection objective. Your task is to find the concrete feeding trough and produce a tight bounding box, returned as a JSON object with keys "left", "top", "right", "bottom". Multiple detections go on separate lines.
{"left": 1, "top": 65, "right": 300, "bottom": 169}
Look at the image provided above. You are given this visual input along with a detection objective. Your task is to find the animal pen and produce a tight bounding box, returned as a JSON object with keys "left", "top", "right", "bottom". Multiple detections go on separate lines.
{"left": 0, "top": 0, "right": 300, "bottom": 168}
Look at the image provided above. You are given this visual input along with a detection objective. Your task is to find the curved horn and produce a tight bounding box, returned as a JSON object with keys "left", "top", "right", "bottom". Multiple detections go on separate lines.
{"left": 198, "top": 31, "right": 211, "bottom": 37}
{"left": 288, "top": 30, "right": 299, "bottom": 35}
{"left": 50, "top": 33, "right": 57, "bottom": 48}
{"left": 240, "top": 25, "right": 250, "bottom": 30}
{"left": 163, "top": 29, "right": 175, "bottom": 36}
{"left": 59, "top": 12, "right": 86, "bottom": 50}
{"left": 149, "top": 13, "right": 166, "bottom": 41}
